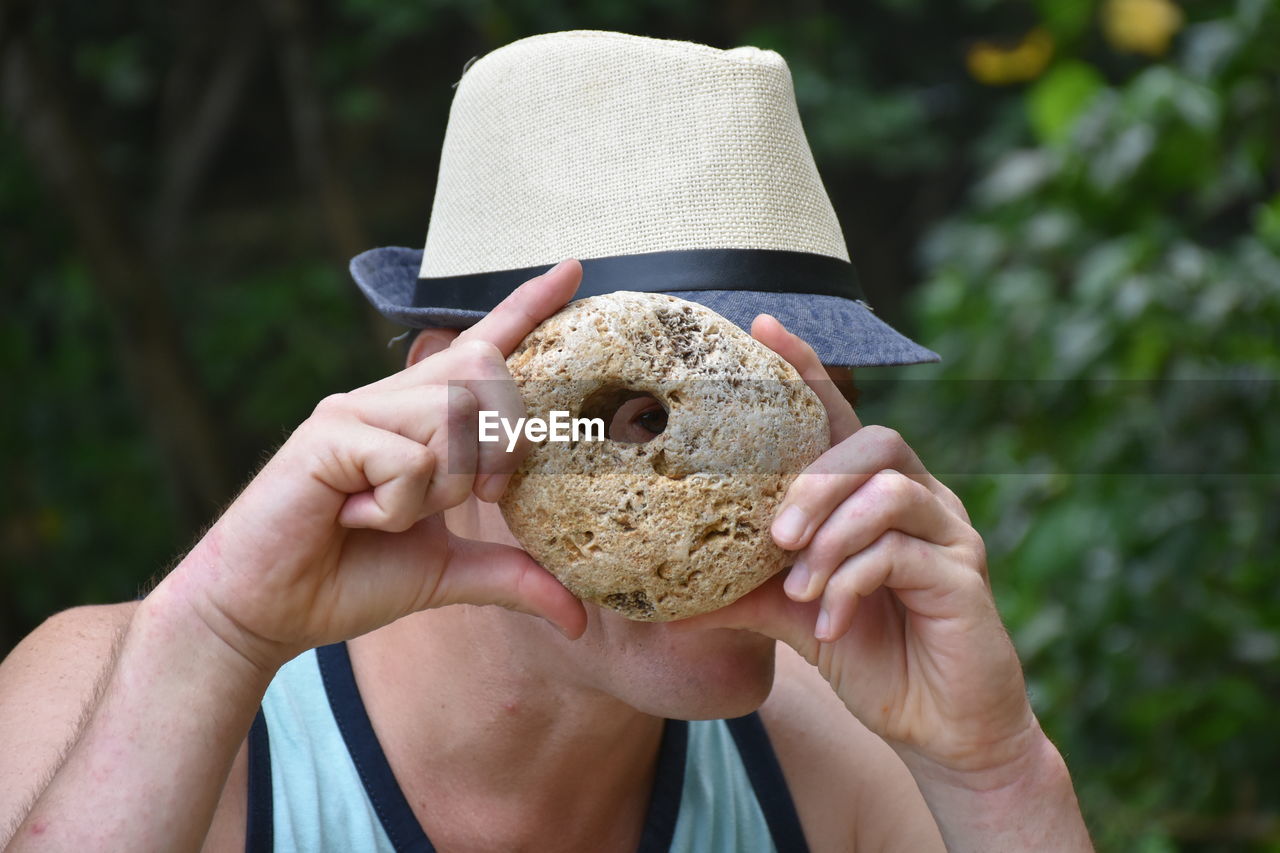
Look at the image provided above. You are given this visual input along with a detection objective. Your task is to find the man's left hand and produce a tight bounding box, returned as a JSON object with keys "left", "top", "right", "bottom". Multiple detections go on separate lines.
{"left": 675, "top": 313, "right": 1038, "bottom": 781}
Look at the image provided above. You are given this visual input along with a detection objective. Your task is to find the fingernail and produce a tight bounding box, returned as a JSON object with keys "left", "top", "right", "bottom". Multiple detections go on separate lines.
{"left": 772, "top": 506, "right": 808, "bottom": 546}
{"left": 544, "top": 259, "right": 570, "bottom": 276}
{"left": 815, "top": 608, "right": 830, "bottom": 641}
{"left": 784, "top": 560, "right": 810, "bottom": 599}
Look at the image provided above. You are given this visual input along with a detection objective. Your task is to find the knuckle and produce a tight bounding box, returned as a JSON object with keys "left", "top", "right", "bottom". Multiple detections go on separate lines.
{"left": 446, "top": 384, "right": 480, "bottom": 416}
{"left": 404, "top": 444, "right": 436, "bottom": 479}
{"left": 869, "top": 468, "right": 911, "bottom": 503}
{"left": 878, "top": 528, "right": 910, "bottom": 552}
{"left": 865, "top": 424, "right": 904, "bottom": 452}
{"left": 962, "top": 528, "right": 988, "bottom": 568}
{"left": 456, "top": 338, "right": 504, "bottom": 365}
{"left": 865, "top": 425, "right": 919, "bottom": 469}
{"left": 945, "top": 488, "right": 973, "bottom": 523}
{"left": 313, "top": 392, "right": 351, "bottom": 418}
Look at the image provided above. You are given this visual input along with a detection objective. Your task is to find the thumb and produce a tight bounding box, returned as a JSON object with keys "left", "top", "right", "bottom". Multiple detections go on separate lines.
{"left": 751, "top": 314, "right": 862, "bottom": 444}
{"left": 668, "top": 573, "right": 820, "bottom": 653}
{"left": 433, "top": 533, "right": 589, "bottom": 639}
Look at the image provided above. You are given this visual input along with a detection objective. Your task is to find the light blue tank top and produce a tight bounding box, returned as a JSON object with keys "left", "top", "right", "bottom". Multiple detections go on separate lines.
{"left": 245, "top": 643, "right": 808, "bottom": 852}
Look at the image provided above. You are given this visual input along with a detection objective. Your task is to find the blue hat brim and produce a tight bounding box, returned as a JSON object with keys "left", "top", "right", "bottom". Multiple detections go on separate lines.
{"left": 351, "top": 246, "right": 940, "bottom": 368}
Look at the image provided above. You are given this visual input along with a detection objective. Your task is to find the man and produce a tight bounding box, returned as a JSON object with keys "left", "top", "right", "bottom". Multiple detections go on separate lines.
{"left": 0, "top": 31, "right": 1093, "bottom": 851}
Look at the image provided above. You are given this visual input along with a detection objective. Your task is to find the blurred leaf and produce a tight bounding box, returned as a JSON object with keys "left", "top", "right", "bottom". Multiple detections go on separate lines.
{"left": 1028, "top": 60, "right": 1105, "bottom": 145}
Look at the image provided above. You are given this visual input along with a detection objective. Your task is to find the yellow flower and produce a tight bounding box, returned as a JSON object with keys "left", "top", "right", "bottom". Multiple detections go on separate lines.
{"left": 1103, "top": 0, "right": 1184, "bottom": 56}
{"left": 966, "top": 27, "right": 1055, "bottom": 86}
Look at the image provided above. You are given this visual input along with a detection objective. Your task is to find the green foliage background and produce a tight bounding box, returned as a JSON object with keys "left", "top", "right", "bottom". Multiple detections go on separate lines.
{"left": 2, "top": 0, "right": 1277, "bottom": 848}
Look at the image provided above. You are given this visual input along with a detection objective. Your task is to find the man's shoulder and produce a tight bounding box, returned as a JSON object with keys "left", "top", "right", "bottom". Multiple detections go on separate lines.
{"left": 0, "top": 601, "right": 138, "bottom": 708}
{"left": 0, "top": 600, "right": 250, "bottom": 852}
{"left": 758, "top": 642, "right": 945, "bottom": 852}
{"left": 0, "top": 602, "right": 139, "bottom": 838}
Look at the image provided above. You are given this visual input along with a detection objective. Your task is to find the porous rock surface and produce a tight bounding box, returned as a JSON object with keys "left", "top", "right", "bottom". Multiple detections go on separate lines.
{"left": 499, "top": 291, "right": 829, "bottom": 621}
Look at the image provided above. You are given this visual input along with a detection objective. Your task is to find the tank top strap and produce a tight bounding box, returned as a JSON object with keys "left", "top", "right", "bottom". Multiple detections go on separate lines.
{"left": 724, "top": 713, "right": 809, "bottom": 851}
{"left": 246, "top": 642, "right": 807, "bottom": 852}
{"left": 245, "top": 707, "right": 273, "bottom": 853}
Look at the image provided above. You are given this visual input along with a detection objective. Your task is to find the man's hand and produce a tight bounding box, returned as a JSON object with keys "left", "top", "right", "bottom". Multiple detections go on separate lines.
{"left": 159, "top": 258, "right": 590, "bottom": 675}
{"left": 5, "top": 262, "right": 595, "bottom": 851}
{"left": 675, "top": 314, "right": 1093, "bottom": 850}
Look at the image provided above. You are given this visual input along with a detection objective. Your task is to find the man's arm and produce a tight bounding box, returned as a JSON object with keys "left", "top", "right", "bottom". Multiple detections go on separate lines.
{"left": 767, "top": 642, "right": 1087, "bottom": 851}
{"left": 4, "top": 580, "right": 273, "bottom": 850}
{"left": 0, "top": 604, "right": 133, "bottom": 844}
{"left": 895, "top": 725, "right": 1089, "bottom": 851}
{"left": 2, "top": 261, "right": 591, "bottom": 849}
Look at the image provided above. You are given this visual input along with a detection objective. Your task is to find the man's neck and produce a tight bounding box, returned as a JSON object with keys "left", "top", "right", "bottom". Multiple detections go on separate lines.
{"left": 345, "top": 502, "right": 666, "bottom": 850}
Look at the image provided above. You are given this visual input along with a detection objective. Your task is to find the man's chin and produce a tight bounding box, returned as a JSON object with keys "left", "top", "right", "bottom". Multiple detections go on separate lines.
{"left": 619, "top": 626, "right": 778, "bottom": 720}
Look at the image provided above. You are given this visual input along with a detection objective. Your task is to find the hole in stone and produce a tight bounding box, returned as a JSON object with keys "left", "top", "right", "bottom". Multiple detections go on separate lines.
{"left": 579, "top": 385, "right": 667, "bottom": 444}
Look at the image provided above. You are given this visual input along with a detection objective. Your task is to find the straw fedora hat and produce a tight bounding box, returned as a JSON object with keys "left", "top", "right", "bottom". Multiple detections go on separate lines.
{"left": 350, "top": 30, "right": 939, "bottom": 367}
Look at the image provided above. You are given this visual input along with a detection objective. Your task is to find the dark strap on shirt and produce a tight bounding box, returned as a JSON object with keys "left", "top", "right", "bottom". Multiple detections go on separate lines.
{"left": 245, "top": 708, "right": 273, "bottom": 853}
{"left": 245, "top": 642, "right": 806, "bottom": 851}
{"left": 317, "top": 642, "right": 434, "bottom": 852}
{"left": 726, "top": 713, "right": 810, "bottom": 853}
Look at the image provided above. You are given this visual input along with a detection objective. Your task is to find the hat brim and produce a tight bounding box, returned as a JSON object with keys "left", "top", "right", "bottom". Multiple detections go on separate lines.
{"left": 351, "top": 246, "right": 940, "bottom": 368}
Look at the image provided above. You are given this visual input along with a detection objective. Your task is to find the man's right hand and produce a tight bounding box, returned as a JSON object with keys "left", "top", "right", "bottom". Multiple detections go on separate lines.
{"left": 155, "top": 258, "right": 589, "bottom": 675}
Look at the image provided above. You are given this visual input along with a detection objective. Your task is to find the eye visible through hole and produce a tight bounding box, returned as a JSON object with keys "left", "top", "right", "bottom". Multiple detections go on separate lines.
{"left": 579, "top": 386, "right": 669, "bottom": 444}
{"left": 608, "top": 394, "right": 667, "bottom": 444}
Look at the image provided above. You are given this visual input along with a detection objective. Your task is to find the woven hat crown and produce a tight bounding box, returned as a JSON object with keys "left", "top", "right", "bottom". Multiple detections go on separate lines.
{"left": 347, "top": 29, "right": 940, "bottom": 367}
{"left": 420, "top": 30, "right": 849, "bottom": 277}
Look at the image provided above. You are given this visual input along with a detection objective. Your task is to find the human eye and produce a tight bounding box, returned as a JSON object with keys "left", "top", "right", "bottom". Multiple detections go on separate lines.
{"left": 607, "top": 394, "right": 668, "bottom": 443}
{"left": 633, "top": 402, "right": 668, "bottom": 435}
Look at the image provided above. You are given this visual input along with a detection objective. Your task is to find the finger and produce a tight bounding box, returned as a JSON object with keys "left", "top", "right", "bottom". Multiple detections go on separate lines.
{"left": 335, "top": 426, "right": 437, "bottom": 531}
{"left": 816, "top": 531, "right": 988, "bottom": 641}
{"left": 751, "top": 314, "right": 860, "bottom": 444}
{"left": 335, "top": 348, "right": 528, "bottom": 501}
{"left": 319, "top": 381, "right": 476, "bottom": 447}
{"left": 313, "top": 385, "right": 480, "bottom": 512}
{"left": 785, "top": 469, "right": 973, "bottom": 603}
{"left": 454, "top": 258, "right": 582, "bottom": 356}
{"left": 433, "top": 340, "right": 530, "bottom": 500}
{"left": 332, "top": 415, "right": 477, "bottom": 530}
{"left": 771, "top": 424, "right": 965, "bottom": 551}
{"left": 433, "top": 533, "right": 589, "bottom": 639}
